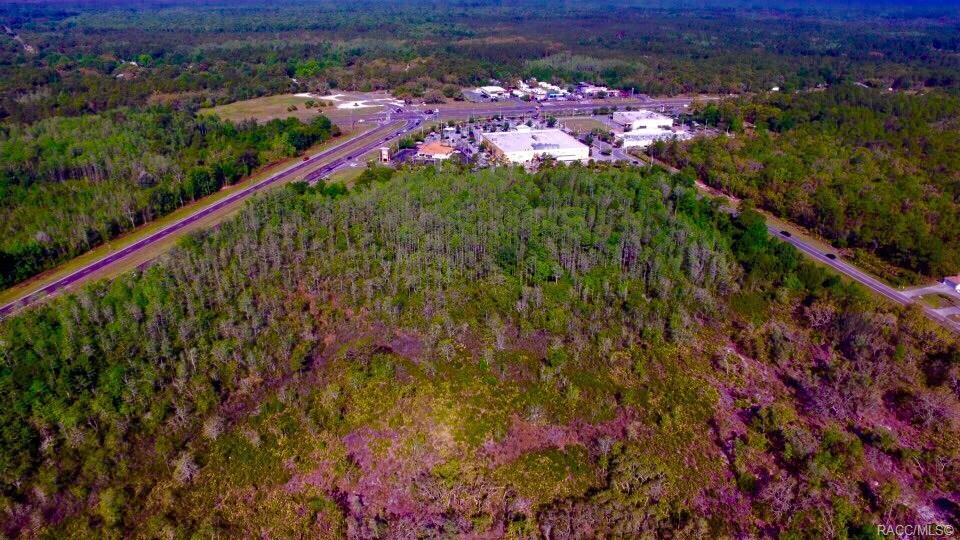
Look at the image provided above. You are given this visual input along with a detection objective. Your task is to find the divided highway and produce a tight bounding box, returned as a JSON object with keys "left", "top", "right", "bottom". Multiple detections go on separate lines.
{"left": 0, "top": 97, "right": 672, "bottom": 319}
{"left": 0, "top": 117, "right": 421, "bottom": 319}
{"left": 8, "top": 94, "right": 947, "bottom": 334}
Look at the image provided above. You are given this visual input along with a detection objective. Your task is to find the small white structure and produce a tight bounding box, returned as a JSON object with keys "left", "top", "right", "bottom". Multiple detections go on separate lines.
{"left": 579, "top": 83, "right": 610, "bottom": 96}
{"left": 537, "top": 81, "right": 568, "bottom": 99}
{"left": 945, "top": 275, "right": 960, "bottom": 293}
{"left": 478, "top": 86, "right": 507, "bottom": 99}
{"left": 379, "top": 147, "right": 391, "bottom": 163}
{"left": 482, "top": 129, "right": 589, "bottom": 164}
{"left": 529, "top": 87, "right": 548, "bottom": 100}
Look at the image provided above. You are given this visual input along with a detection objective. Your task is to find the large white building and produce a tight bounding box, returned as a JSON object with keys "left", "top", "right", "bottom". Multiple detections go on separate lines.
{"left": 482, "top": 129, "right": 590, "bottom": 164}
{"left": 617, "top": 130, "right": 692, "bottom": 148}
{"left": 612, "top": 110, "right": 689, "bottom": 148}
{"left": 612, "top": 110, "right": 673, "bottom": 132}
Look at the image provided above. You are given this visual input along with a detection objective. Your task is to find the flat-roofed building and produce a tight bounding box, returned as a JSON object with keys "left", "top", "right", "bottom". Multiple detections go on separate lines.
{"left": 482, "top": 129, "right": 589, "bottom": 164}
{"left": 612, "top": 110, "right": 674, "bottom": 132}
{"left": 478, "top": 85, "right": 507, "bottom": 98}
{"left": 618, "top": 129, "right": 693, "bottom": 148}
{"left": 578, "top": 83, "right": 610, "bottom": 96}
{"left": 611, "top": 110, "right": 690, "bottom": 148}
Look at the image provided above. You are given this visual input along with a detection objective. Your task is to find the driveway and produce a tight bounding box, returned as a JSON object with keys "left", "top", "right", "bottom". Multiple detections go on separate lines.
{"left": 902, "top": 282, "right": 960, "bottom": 301}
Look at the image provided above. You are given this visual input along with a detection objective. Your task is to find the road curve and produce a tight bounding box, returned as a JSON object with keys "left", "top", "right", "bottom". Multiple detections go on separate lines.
{"left": 646, "top": 159, "right": 958, "bottom": 334}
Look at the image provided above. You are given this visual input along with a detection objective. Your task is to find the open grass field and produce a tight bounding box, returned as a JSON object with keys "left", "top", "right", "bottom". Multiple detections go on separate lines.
{"left": 201, "top": 94, "right": 329, "bottom": 123}
{"left": 202, "top": 92, "right": 401, "bottom": 126}
{"left": 559, "top": 116, "right": 611, "bottom": 135}
{"left": 326, "top": 164, "right": 368, "bottom": 185}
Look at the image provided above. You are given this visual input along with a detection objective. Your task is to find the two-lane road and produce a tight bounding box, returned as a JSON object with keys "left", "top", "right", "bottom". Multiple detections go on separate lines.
{"left": 770, "top": 227, "right": 959, "bottom": 333}
{"left": 647, "top": 158, "right": 959, "bottom": 334}
{"left": 768, "top": 227, "right": 911, "bottom": 306}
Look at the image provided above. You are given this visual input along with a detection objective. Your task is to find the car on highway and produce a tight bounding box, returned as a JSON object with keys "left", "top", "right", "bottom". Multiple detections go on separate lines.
{"left": 780, "top": 230, "right": 791, "bottom": 237}
{"left": 825, "top": 253, "right": 837, "bottom": 260}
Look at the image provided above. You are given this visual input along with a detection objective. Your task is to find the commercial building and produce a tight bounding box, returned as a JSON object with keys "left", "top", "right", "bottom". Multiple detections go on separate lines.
{"left": 611, "top": 110, "right": 690, "bottom": 148}
{"left": 612, "top": 110, "right": 673, "bottom": 132}
{"left": 578, "top": 83, "right": 610, "bottom": 96}
{"left": 416, "top": 142, "right": 456, "bottom": 161}
{"left": 478, "top": 85, "right": 507, "bottom": 99}
{"left": 482, "top": 129, "right": 589, "bottom": 164}
{"left": 617, "top": 130, "right": 692, "bottom": 148}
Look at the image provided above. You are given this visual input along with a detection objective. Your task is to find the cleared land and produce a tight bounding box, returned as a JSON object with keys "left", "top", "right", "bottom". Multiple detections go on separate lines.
{"left": 201, "top": 94, "right": 329, "bottom": 123}
{"left": 202, "top": 92, "right": 400, "bottom": 126}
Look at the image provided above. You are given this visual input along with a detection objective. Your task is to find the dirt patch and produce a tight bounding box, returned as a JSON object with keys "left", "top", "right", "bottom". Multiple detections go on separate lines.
{"left": 481, "top": 407, "right": 639, "bottom": 467}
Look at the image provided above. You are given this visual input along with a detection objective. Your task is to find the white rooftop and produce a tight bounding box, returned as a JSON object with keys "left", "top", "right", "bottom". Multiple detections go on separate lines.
{"left": 478, "top": 85, "right": 507, "bottom": 94}
{"left": 612, "top": 110, "right": 672, "bottom": 123}
{"left": 482, "top": 129, "right": 586, "bottom": 153}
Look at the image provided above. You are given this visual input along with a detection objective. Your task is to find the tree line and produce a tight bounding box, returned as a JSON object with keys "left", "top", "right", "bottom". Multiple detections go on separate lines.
{"left": 2, "top": 1, "right": 960, "bottom": 124}
{"left": 0, "top": 108, "right": 338, "bottom": 287}
{"left": 653, "top": 86, "right": 960, "bottom": 280}
{"left": 0, "top": 164, "right": 956, "bottom": 536}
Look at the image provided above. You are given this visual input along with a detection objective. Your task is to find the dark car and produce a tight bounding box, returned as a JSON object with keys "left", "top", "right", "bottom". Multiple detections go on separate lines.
{"left": 780, "top": 230, "right": 792, "bottom": 237}
{"left": 825, "top": 253, "right": 837, "bottom": 260}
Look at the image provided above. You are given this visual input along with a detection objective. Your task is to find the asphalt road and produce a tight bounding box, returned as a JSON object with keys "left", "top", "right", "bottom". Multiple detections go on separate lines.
{"left": 8, "top": 98, "right": 682, "bottom": 319}
{"left": 32, "top": 93, "right": 933, "bottom": 333}
{"left": 771, "top": 226, "right": 960, "bottom": 333}
{"left": 5, "top": 93, "right": 956, "bottom": 336}
{"left": 0, "top": 117, "right": 420, "bottom": 319}
{"left": 423, "top": 97, "right": 699, "bottom": 122}
{"left": 768, "top": 227, "right": 910, "bottom": 305}
{"left": 624, "top": 155, "right": 959, "bottom": 334}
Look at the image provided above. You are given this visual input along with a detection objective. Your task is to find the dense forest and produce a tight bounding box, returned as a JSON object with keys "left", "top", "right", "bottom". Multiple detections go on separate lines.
{"left": 0, "top": 109, "right": 337, "bottom": 288}
{"left": 1, "top": 0, "right": 959, "bottom": 124}
{"left": 1, "top": 165, "right": 956, "bottom": 536}
{"left": 0, "top": 1, "right": 959, "bottom": 535}
{"left": 652, "top": 86, "right": 960, "bottom": 282}
{"left": 2, "top": 0, "right": 959, "bottom": 289}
